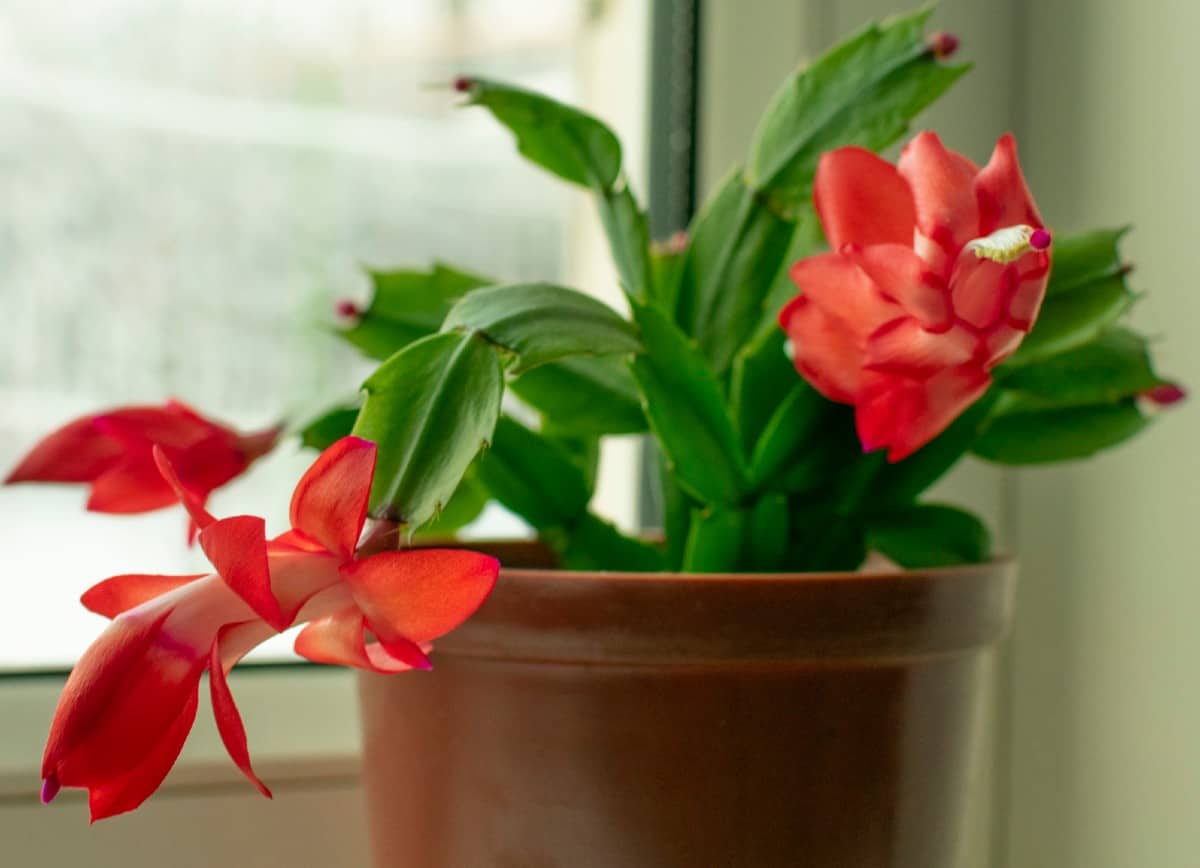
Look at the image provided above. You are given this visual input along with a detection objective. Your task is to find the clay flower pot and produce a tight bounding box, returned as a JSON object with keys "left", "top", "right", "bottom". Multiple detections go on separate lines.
{"left": 359, "top": 545, "right": 1014, "bottom": 868}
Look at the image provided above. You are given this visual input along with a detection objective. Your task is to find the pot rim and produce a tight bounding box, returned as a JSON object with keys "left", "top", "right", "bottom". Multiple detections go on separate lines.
{"left": 431, "top": 543, "right": 1017, "bottom": 667}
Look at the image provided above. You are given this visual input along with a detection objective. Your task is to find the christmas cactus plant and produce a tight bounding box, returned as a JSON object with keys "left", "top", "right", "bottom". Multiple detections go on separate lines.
{"left": 7, "top": 8, "right": 1182, "bottom": 819}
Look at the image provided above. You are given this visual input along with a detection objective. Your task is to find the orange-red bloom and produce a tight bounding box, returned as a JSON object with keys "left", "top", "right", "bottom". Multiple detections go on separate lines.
{"left": 40, "top": 436, "right": 499, "bottom": 821}
{"left": 779, "top": 132, "right": 1052, "bottom": 460}
{"left": 5, "top": 400, "right": 279, "bottom": 537}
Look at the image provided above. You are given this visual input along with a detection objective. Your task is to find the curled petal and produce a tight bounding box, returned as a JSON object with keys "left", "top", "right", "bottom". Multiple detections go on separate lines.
{"left": 82, "top": 574, "right": 205, "bottom": 619}
{"left": 339, "top": 549, "right": 499, "bottom": 648}
{"left": 87, "top": 687, "right": 200, "bottom": 822}
{"left": 5, "top": 418, "right": 122, "bottom": 484}
{"left": 200, "top": 515, "right": 289, "bottom": 631}
{"left": 779, "top": 296, "right": 867, "bottom": 403}
{"left": 289, "top": 436, "right": 377, "bottom": 559}
{"left": 43, "top": 609, "right": 208, "bottom": 820}
{"left": 152, "top": 446, "right": 215, "bottom": 530}
{"left": 813, "top": 147, "right": 916, "bottom": 250}
{"left": 856, "top": 365, "right": 991, "bottom": 461}
{"left": 294, "top": 607, "right": 429, "bottom": 673}
{"left": 788, "top": 251, "right": 904, "bottom": 334}
{"left": 974, "top": 133, "right": 1043, "bottom": 234}
{"left": 210, "top": 625, "right": 272, "bottom": 799}
{"left": 87, "top": 456, "right": 178, "bottom": 514}
{"left": 898, "top": 132, "right": 981, "bottom": 273}
{"left": 843, "top": 244, "right": 950, "bottom": 328}
{"left": 865, "top": 318, "right": 978, "bottom": 379}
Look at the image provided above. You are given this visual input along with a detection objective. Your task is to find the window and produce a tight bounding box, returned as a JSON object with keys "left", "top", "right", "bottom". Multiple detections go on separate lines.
{"left": 0, "top": 0, "right": 655, "bottom": 668}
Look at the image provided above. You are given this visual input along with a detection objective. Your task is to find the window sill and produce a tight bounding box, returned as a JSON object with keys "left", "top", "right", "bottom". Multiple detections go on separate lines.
{"left": 0, "top": 664, "right": 361, "bottom": 801}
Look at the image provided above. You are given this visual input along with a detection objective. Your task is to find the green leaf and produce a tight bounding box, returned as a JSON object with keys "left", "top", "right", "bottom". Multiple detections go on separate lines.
{"left": 1008, "top": 274, "right": 1134, "bottom": 365}
{"left": 461, "top": 78, "right": 653, "bottom": 301}
{"left": 415, "top": 472, "right": 490, "bottom": 538}
{"left": 999, "top": 327, "right": 1167, "bottom": 408}
{"left": 443, "top": 283, "right": 640, "bottom": 375}
{"left": 783, "top": 502, "right": 866, "bottom": 572}
{"left": 474, "top": 416, "right": 591, "bottom": 531}
{"left": 650, "top": 233, "right": 688, "bottom": 319}
{"left": 749, "top": 379, "right": 837, "bottom": 489}
{"left": 866, "top": 504, "right": 991, "bottom": 568}
{"left": 682, "top": 507, "right": 747, "bottom": 572}
{"left": 674, "top": 169, "right": 798, "bottom": 372}
{"left": 747, "top": 494, "right": 789, "bottom": 572}
{"left": 629, "top": 303, "right": 749, "bottom": 504}
{"left": 869, "top": 392, "right": 999, "bottom": 506}
{"left": 460, "top": 78, "right": 622, "bottom": 189}
{"left": 598, "top": 185, "right": 655, "bottom": 302}
{"left": 299, "top": 405, "right": 359, "bottom": 451}
{"left": 355, "top": 331, "right": 504, "bottom": 526}
{"left": 731, "top": 329, "right": 801, "bottom": 451}
{"left": 746, "top": 8, "right": 968, "bottom": 217}
{"left": 972, "top": 399, "right": 1149, "bottom": 464}
{"left": 557, "top": 513, "right": 664, "bottom": 572}
{"left": 657, "top": 450, "right": 696, "bottom": 571}
{"left": 1045, "top": 227, "right": 1128, "bottom": 296}
{"left": 339, "top": 263, "right": 490, "bottom": 360}
{"left": 542, "top": 424, "right": 600, "bottom": 490}
{"left": 509, "top": 356, "right": 646, "bottom": 435}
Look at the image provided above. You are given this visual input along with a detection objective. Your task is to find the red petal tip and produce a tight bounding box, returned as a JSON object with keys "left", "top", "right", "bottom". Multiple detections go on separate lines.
{"left": 1030, "top": 228, "right": 1052, "bottom": 250}
{"left": 1142, "top": 382, "right": 1188, "bottom": 408}
{"left": 927, "top": 31, "right": 959, "bottom": 60}
{"left": 41, "top": 774, "right": 61, "bottom": 804}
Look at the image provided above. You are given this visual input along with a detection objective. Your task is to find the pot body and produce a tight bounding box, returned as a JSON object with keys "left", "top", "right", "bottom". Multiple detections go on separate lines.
{"left": 359, "top": 553, "right": 1014, "bottom": 868}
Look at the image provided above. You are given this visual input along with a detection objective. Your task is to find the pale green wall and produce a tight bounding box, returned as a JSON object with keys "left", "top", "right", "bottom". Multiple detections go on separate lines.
{"left": 1010, "top": 2, "right": 1200, "bottom": 866}
{"left": 700, "top": 1, "right": 1200, "bottom": 865}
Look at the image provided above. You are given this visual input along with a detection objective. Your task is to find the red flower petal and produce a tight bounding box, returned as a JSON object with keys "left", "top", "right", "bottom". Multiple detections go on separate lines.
{"left": 974, "top": 133, "right": 1043, "bottom": 235}
{"left": 4, "top": 418, "right": 122, "bottom": 484}
{"left": 294, "top": 607, "right": 427, "bottom": 673}
{"left": 949, "top": 253, "right": 1017, "bottom": 331}
{"left": 44, "top": 609, "right": 208, "bottom": 820}
{"left": 856, "top": 365, "right": 991, "bottom": 461}
{"left": 897, "top": 132, "right": 981, "bottom": 274}
{"left": 843, "top": 244, "right": 950, "bottom": 328}
{"left": 779, "top": 296, "right": 865, "bottom": 403}
{"left": 86, "top": 686, "right": 200, "bottom": 822}
{"left": 152, "top": 445, "right": 215, "bottom": 530}
{"left": 200, "top": 515, "right": 289, "bottom": 631}
{"left": 338, "top": 549, "right": 498, "bottom": 648}
{"left": 788, "top": 251, "right": 904, "bottom": 333}
{"left": 289, "top": 436, "right": 377, "bottom": 560}
{"left": 82, "top": 574, "right": 206, "bottom": 619}
{"left": 209, "top": 625, "right": 272, "bottom": 799}
{"left": 86, "top": 456, "right": 178, "bottom": 513}
{"left": 864, "top": 318, "right": 978, "bottom": 379}
{"left": 813, "top": 146, "right": 916, "bottom": 250}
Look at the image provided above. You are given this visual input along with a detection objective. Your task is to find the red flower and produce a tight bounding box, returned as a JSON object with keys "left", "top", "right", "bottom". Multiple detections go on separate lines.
{"left": 40, "top": 436, "right": 499, "bottom": 821}
{"left": 779, "top": 132, "right": 1052, "bottom": 460}
{"left": 5, "top": 400, "right": 279, "bottom": 537}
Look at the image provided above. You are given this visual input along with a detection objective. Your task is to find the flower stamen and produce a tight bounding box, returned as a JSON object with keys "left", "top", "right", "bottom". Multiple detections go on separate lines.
{"left": 966, "top": 224, "right": 1052, "bottom": 264}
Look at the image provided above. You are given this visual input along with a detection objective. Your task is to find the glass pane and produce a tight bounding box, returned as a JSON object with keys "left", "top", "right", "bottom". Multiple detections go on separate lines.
{"left": 0, "top": 0, "right": 651, "bottom": 669}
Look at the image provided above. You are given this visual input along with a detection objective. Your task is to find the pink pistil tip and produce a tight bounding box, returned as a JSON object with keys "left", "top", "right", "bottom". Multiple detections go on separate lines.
{"left": 452, "top": 76, "right": 473, "bottom": 93}
{"left": 1030, "top": 228, "right": 1052, "bottom": 251}
{"left": 927, "top": 31, "right": 959, "bottom": 60}
{"left": 334, "top": 299, "right": 360, "bottom": 320}
{"left": 1143, "top": 382, "right": 1188, "bottom": 408}
{"left": 41, "top": 774, "right": 61, "bottom": 805}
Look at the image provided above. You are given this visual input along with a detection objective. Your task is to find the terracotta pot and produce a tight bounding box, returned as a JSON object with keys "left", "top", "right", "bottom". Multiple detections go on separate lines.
{"left": 359, "top": 544, "right": 1014, "bottom": 868}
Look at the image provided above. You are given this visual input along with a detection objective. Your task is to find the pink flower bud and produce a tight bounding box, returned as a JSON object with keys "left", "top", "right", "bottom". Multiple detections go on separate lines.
{"left": 335, "top": 299, "right": 361, "bottom": 320}
{"left": 453, "top": 76, "right": 474, "bottom": 94}
{"left": 1141, "top": 382, "right": 1188, "bottom": 410}
{"left": 927, "top": 32, "right": 959, "bottom": 60}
